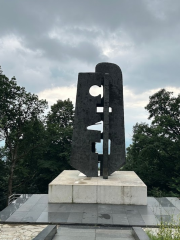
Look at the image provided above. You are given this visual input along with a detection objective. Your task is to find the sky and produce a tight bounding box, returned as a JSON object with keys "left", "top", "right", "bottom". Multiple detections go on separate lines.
{"left": 1, "top": 0, "right": 180, "bottom": 150}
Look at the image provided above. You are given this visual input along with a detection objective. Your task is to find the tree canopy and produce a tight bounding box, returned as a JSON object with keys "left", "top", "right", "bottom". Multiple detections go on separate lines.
{"left": 123, "top": 89, "right": 180, "bottom": 196}
{"left": 32, "top": 99, "right": 74, "bottom": 193}
{"left": 0, "top": 69, "right": 74, "bottom": 209}
{"left": 0, "top": 72, "right": 48, "bottom": 201}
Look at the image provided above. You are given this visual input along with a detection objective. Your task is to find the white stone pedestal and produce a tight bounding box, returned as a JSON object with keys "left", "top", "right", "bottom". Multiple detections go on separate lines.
{"left": 48, "top": 170, "right": 147, "bottom": 205}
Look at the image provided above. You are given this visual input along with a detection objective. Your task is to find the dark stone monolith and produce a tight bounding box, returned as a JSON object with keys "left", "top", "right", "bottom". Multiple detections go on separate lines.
{"left": 70, "top": 62, "right": 125, "bottom": 178}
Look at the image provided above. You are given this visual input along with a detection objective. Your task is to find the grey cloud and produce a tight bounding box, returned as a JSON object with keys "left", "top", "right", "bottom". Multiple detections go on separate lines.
{"left": 123, "top": 39, "right": 180, "bottom": 93}
{"left": 1, "top": 0, "right": 112, "bottom": 64}
{"left": 25, "top": 35, "right": 107, "bottom": 64}
{"left": 0, "top": 1, "right": 151, "bottom": 35}
{"left": 71, "top": 41, "right": 108, "bottom": 63}
{"left": 0, "top": 1, "right": 169, "bottom": 43}
{"left": 1, "top": 0, "right": 179, "bottom": 38}
{"left": 1, "top": 0, "right": 180, "bottom": 63}
{"left": 1, "top": 0, "right": 180, "bottom": 94}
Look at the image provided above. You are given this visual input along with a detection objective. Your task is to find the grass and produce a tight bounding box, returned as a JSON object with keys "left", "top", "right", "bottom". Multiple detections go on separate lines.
{"left": 145, "top": 216, "right": 180, "bottom": 240}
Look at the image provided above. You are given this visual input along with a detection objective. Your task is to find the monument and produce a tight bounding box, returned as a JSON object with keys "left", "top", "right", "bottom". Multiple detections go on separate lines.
{"left": 48, "top": 62, "right": 147, "bottom": 205}
{"left": 70, "top": 63, "right": 125, "bottom": 179}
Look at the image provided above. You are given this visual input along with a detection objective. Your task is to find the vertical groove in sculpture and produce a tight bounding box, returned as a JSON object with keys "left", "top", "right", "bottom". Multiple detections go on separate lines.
{"left": 70, "top": 62, "right": 125, "bottom": 178}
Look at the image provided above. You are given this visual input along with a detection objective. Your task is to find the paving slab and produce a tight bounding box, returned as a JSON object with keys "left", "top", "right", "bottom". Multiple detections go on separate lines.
{"left": 141, "top": 215, "right": 160, "bottom": 225}
{"left": 98, "top": 213, "right": 113, "bottom": 224}
{"left": 67, "top": 212, "right": 83, "bottom": 223}
{"left": 163, "top": 206, "right": 180, "bottom": 215}
{"left": 44, "top": 203, "right": 62, "bottom": 212}
{"left": 57, "top": 204, "right": 72, "bottom": 212}
{"left": 36, "top": 212, "right": 58, "bottom": 223}
{"left": 53, "top": 236, "right": 95, "bottom": 240}
{"left": 21, "top": 211, "right": 43, "bottom": 222}
{"left": 6, "top": 211, "right": 29, "bottom": 222}
{"left": 57, "top": 227, "right": 95, "bottom": 237}
{"left": 155, "top": 215, "right": 171, "bottom": 223}
{"left": 96, "top": 228, "right": 133, "bottom": 238}
{"left": 111, "top": 205, "right": 127, "bottom": 214}
{"left": 149, "top": 206, "right": 169, "bottom": 215}
{"left": 126, "top": 214, "right": 145, "bottom": 226}
{"left": 112, "top": 213, "right": 129, "bottom": 225}
{"left": 147, "top": 197, "right": 159, "bottom": 207}
{"left": 82, "top": 211, "right": 98, "bottom": 224}
{"left": 156, "top": 197, "right": 175, "bottom": 207}
{"left": 54, "top": 212, "right": 70, "bottom": 223}
{"left": 136, "top": 206, "right": 154, "bottom": 215}
{"left": 166, "top": 197, "right": 180, "bottom": 210}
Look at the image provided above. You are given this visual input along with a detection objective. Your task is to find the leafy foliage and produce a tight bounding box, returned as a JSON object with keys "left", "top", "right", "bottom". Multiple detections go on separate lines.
{"left": 12, "top": 119, "right": 47, "bottom": 194}
{"left": 13, "top": 99, "right": 74, "bottom": 194}
{"left": 0, "top": 69, "right": 74, "bottom": 209}
{"left": 0, "top": 72, "right": 48, "bottom": 200}
{"left": 34, "top": 99, "right": 74, "bottom": 193}
{"left": 123, "top": 89, "right": 180, "bottom": 196}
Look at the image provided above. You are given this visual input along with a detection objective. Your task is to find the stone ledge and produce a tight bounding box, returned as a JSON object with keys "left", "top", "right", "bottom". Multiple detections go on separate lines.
{"left": 33, "top": 225, "right": 57, "bottom": 240}
{"left": 132, "top": 227, "right": 150, "bottom": 240}
{"left": 48, "top": 170, "right": 147, "bottom": 205}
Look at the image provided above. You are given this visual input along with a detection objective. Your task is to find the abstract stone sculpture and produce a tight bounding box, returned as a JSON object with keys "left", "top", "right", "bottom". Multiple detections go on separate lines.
{"left": 70, "top": 62, "right": 125, "bottom": 179}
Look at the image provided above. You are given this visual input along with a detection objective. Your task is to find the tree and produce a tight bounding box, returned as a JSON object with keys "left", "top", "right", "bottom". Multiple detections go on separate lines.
{"left": 123, "top": 89, "right": 180, "bottom": 196}
{"left": 0, "top": 72, "right": 48, "bottom": 202}
{"left": 11, "top": 99, "right": 75, "bottom": 195}
{"left": 35, "top": 99, "right": 74, "bottom": 193}
{"left": 11, "top": 118, "right": 47, "bottom": 195}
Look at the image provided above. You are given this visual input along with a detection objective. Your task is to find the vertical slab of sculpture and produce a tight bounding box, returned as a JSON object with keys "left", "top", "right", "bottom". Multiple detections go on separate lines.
{"left": 70, "top": 62, "right": 125, "bottom": 178}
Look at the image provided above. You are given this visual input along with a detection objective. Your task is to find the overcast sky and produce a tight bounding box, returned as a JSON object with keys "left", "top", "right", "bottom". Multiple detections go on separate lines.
{"left": 1, "top": 0, "right": 180, "bottom": 149}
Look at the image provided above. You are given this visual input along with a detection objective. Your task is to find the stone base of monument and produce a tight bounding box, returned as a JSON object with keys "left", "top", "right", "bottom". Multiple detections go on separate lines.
{"left": 48, "top": 170, "right": 147, "bottom": 205}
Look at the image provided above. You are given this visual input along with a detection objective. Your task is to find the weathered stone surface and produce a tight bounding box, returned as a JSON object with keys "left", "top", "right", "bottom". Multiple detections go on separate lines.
{"left": 70, "top": 62, "right": 125, "bottom": 177}
{"left": 96, "top": 63, "right": 125, "bottom": 175}
{"left": 70, "top": 73, "right": 103, "bottom": 177}
{"left": 102, "top": 74, "right": 110, "bottom": 179}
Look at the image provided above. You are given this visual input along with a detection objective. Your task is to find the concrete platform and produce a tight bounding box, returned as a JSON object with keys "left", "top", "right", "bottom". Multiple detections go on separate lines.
{"left": 48, "top": 170, "right": 147, "bottom": 205}
{"left": 1, "top": 194, "right": 180, "bottom": 227}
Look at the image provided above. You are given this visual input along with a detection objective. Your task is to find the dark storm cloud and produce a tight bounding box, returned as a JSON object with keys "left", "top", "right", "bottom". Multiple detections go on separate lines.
{"left": 0, "top": 0, "right": 164, "bottom": 56}
{"left": 1, "top": 0, "right": 179, "bottom": 39}
{"left": 0, "top": 0, "right": 109, "bottom": 64}
{"left": 1, "top": 0, "right": 180, "bottom": 93}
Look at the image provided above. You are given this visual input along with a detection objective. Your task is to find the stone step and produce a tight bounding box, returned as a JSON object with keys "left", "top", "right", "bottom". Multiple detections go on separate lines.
{"left": 52, "top": 226, "right": 136, "bottom": 240}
